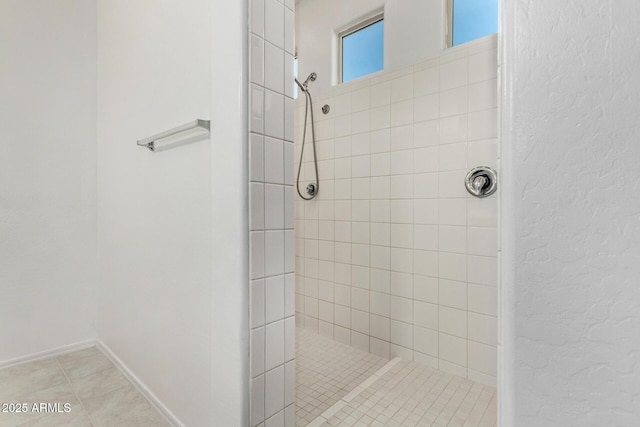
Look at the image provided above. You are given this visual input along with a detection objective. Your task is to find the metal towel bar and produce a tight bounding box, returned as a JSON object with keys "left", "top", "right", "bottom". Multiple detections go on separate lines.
{"left": 137, "top": 119, "right": 210, "bottom": 151}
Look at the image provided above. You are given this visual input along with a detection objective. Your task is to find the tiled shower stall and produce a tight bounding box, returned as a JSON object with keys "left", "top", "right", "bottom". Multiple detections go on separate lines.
{"left": 294, "top": 37, "right": 499, "bottom": 386}
{"left": 248, "top": 0, "right": 498, "bottom": 426}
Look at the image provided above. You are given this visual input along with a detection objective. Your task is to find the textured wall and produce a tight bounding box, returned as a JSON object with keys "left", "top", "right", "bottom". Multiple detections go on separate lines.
{"left": 0, "top": 0, "right": 97, "bottom": 363}
{"left": 501, "top": 0, "right": 640, "bottom": 425}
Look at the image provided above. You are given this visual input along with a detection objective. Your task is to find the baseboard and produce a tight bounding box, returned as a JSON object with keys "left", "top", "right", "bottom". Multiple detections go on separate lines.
{"left": 0, "top": 339, "right": 96, "bottom": 369}
{"left": 96, "top": 340, "right": 184, "bottom": 427}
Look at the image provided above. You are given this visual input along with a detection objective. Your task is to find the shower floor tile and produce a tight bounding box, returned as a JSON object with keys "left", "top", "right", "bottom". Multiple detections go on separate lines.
{"left": 296, "top": 328, "right": 497, "bottom": 427}
{"left": 295, "top": 328, "right": 388, "bottom": 426}
{"left": 0, "top": 347, "right": 170, "bottom": 427}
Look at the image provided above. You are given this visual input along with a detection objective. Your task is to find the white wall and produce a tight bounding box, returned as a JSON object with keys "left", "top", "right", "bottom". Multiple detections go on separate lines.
{"left": 501, "top": 0, "right": 640, "bottom": 425}
{"left": 294, "top": 36, "right": 498, "bottom": 385}
{"left": 296, "top": 0, "right": 444, "bottom": 94}
{"left": 0, "top": 0, "right": 97, "bottom": 364}
{"left": 97, "top": 1, "right": 247, "bottom": 425}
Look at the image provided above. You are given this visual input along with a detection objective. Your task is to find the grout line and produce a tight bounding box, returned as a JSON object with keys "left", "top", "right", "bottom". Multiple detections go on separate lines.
{"left": 54, "top": 357, "right": 95, "bottom": 427}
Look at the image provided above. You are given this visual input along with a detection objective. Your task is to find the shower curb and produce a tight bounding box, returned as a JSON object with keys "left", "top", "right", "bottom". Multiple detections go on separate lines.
{"left": 306, "top": 357, "right": 403, "bottom": 427}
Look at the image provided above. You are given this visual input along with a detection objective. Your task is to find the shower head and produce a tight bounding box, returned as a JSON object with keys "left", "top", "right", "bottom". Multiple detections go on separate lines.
{"left": 295, "top": 72, "right": 317, "bottom": 92}
{"left": 303, "top": 72, "right": 317, "bottom": 87}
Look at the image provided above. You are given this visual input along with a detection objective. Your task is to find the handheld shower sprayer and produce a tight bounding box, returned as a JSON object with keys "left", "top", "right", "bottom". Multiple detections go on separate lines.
{"left": 294, "top": 72, "right": 319, "bottom": 200}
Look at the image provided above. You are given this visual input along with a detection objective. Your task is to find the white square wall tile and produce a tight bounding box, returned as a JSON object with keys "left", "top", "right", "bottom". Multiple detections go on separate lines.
{"left": 264, "top": 137, "right": 283, "bottom": 184}
{"left": 265, "top": 90, "right": 284, "bottom": 139}
{"left": 468, "top": 49, "right": 497, "bottom": 83}
{"left": 390, "top": 320, "right": 413, "bottom": 348}
{"left": 413, "top": 147, "right": 438, "bottom": 173}
{"left": 414, "top": 94, "right": 439, "bottom": 123}
{"left": 468, "top": 312, "right": 497, "bottom": 346}
{"left": 284, "top": 230, "right": 294, "bottom": 273}
{"left": 352, "top": 87, "right": 370, "bottom": 112}
{"left": 264, "top": 184, "right": 284, "bottom": 230}
{"left": 370, "top": 129, "right": 390, "bottom": 153}
{"left": 391, "top": 100, "right": 413, "bottom": 127}
{"left": 414, "top": 199, "right": 438, "bottom": 225}
{"left": 251, "top": 183, "right": 265, "bottom": 231}
{"left": 265, "top": 320, "right": 284, "bottom": 371}
{"left": 468, "top": 138, "right": 498, "bottom": 170}
{"left": 251, "top": 327, "right": 265, "bottom": 377}
{"left": 284, "top": 317, "right": 295, "bottom": 361}
{"left": 264, "top": 0, "right": 284, "bottom": 48}
{"left": 284, "top": 8, "right": 294, "bottom": 54}
{"left": 413, "top": 300, "right": 438, "bottom": 330}
{"left": 414, "top": 225, "right": 438, "bottom": 251}
{"left": 468, "top": 108, "right": 497, "bottom": 141}
{"left": 265, "top": 275, "right": 285, "bottom": 323}
{"left": 468, "top": 227, "right": 497, "bottom": 256}
{"left": 438, "top": 226, "right": 467, "bottom": 254}
{"left": 265, "top": 231, "right": 285, "bottom": 277}
{"left": 439, "top": 199, "right": 467, "bottom": 226}
{"left": 468, "top": 79, "right": 497, "bottom": 112}
{"left": 251, "top": 232, "right": 265, "bottom": 279}
{"left": 284, "top": 274, "right": 295, "bottom": 317}
{"left": 439, "top": 57, "right": 468, "bottom": 90}
{"left": 284, "top": 99, "right": 294, "bottom": 142}
{"left": 439, "top": 114, "right": 467, "bottom": 144}
{"left": 390, "top": 296, "right": 413, "bottom": 323}
{"left": 251, "top": 35, "right": 264, "bottom": 85}
{"left": 468, "top": 284, "right": 497, "bottom": 316}
{"left": 284, "top": 361, "right": 295, "bottom": 406}
{"left": 264, "top": 365, "right": 285, "bottom": 419}
{"left": 413, "top": 250, "right": 438, "bottom": 277}
{"left": 284, "top": 54, "right": 294, "bottom": 99}
{"left": 251, "top": 279, "right": 266, "bottom": 328}
{"left": 468, "top": 342, "right": 497, "bottom": 376}
{"left": 439, "top": 279, "right": 467, "bottom": 310}
{"left": 439, "top": 252, "right": 466, "bottom": 282}
{"left": 440, "top": 86, "right": 468, "bottom": 118}
{"left": 264, "top": 42, "right": 283, "bottom": 94}
{"left": 251, "top": 0, "right": 265, "bottom": 37}
{"left": 251, "top": 375, "right": 265, "bottom": 426}
{"left": 370, "top": 314, "right": 390, "bottom": 340}
{"left": 413, "top": 119, "right": 438, "bottom": 147}
{"left": 251, "top": 134, "right": 264, "bottom": 182}
{"left": 391, "top": 74, "right": 414, "bottom": 103}
{"left": 351, "top": 309, "right": 370, "bottom": 334}
{"left": 414, "top": 275, "right": 438, "bottom": 304}
{"left": 468, "top": 255, "right": 497, "bottom": 286}
{"left": 439, "top": 142, "right": 467, "bottom": 171}
{"left": 251, "top": 85, "right": 264, "bottom": 134}
{"left": 414, "top": 326, "right": 438, "bottom": 357}
{"left": 439, "top": 332, "right": 467, "bottom": 366}
{"left": 439, "top": 306, "right": 467, "bottom": 338}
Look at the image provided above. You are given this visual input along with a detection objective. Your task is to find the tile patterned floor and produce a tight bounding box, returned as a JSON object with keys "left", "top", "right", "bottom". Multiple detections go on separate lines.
{"left": 296, "top": 328, "right": 497, "bottom": 427}
{"left": 295, "top": 329, "right": 388, "bottom": 426}
{"left": 0, "top": 347, "right": 169, "bottom": 427}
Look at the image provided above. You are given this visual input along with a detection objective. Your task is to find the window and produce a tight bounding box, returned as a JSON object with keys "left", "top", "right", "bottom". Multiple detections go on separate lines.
{"left": 340, "top": 15, "right": 384, "bottom": 83}
{"left": 449, "top": 0, "right": 498, "bottom": 47}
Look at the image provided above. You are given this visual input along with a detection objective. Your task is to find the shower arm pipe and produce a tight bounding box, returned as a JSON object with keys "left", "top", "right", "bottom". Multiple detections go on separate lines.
{"left": 295, "top": 89, "right": 320, "bottom": 201}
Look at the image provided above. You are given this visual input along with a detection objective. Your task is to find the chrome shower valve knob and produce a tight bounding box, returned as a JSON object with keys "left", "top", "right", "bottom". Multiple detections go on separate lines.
{"left": 306, "top": 183, "right": 318, "bottom": 196}
{"left": 465, "top": 167, "right": 497, "bottom": 198}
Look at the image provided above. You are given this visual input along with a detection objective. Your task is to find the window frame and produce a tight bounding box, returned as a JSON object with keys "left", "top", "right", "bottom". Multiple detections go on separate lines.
{"left": 338, "top": 12, "right": 385, "bottom": 84}
{"left": 446, "top": 0, "right": 498, "bottom": 48}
